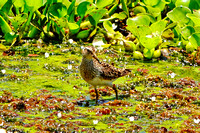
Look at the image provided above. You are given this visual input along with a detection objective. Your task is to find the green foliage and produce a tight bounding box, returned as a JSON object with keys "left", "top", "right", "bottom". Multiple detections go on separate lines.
{"left": 0, "top": 0, "right": 199, "bottom": 59}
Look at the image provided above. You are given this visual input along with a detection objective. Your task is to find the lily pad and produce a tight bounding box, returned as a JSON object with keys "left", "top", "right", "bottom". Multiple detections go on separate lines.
{"left": 167, "top": 6, "right": 191, "bottom": 26}
{"left": 127, "top": 15, "right": 150, "bottom": 26}
{"left": 49, "top": 3, "right": 68, "bottom": 18}
{"left": 140, "top": 36, "right": 160, "bottom": 50}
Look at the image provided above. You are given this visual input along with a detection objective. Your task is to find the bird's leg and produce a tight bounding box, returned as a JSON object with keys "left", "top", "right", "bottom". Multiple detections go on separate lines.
{"left": 112, "top": 84, "right": 118, "bottom": 100}
{"left": 94, "top": 86, "right": 99, "bottom": 105}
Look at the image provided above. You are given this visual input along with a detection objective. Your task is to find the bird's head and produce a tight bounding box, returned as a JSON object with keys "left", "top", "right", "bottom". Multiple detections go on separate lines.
{"left": 82, "top": 46, "right": 97, "bottom": 59}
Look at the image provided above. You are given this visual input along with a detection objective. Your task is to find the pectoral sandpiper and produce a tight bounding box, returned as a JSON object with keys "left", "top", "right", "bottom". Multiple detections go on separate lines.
{"left": 80, "top": 46, "right": 131, "bottom": 104}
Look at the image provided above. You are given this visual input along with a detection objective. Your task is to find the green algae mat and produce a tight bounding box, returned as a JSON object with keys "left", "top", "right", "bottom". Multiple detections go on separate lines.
{"left": 0, "top": 46, "right": 200, "bottom": 132}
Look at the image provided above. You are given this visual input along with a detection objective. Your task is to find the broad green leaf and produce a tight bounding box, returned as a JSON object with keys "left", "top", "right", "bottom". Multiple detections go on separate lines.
{"left": 77, "top": 1, "right": 95, "bottom": 25}
{"left": 13, "top": 0, "right": 24, "bottom": 8}
{"left": 49, "top": 3, "right": 67, "bottom": 18}
{"left": 89, "top": 9, "right": 107, "bottom": 26}
{"left": 127, "top": 15, "right": 150, "bottom": 26}
{"left": 194, "top": 26, "right": 200, "bottom": 33}
{"left": 5, "top": 32, "right": 17, "bottom": 44}
{"left": 96, "top": 0, "right": 113, "bottom": 9}
{"left": 146, "top": 6, "right": 161, "bottom": 17}
{"left": 111, "top": 12, "right": 127, "bottom": 20}
{"left": 126, "top": 25, "right": 151, "bottom": 38}
{"left": 154, "top": 0, "right": 166, "bottom": 11}
{"left": 133, "top": 6, "right": 146, "bottom": 15}
{"left": 143, "top": 48, "right": 155, "bottom": 59}
{"left": 121, "top": 0, "right": 129, "bottom": 17}
{"left": 76, "top": 29, "right": 90, "bottom": 39}
{"left": 77, "top": 1, "right": 92, "bottom": 17}
{"left": 189, "top": 0, "right": 200, "bottom": 10}
{"left": 167, "top": 6, "right": 191, "bottom": 26}
{"left": 143, "top": 0, "right": 160, "bottom": 6}
{"left": 0, "top": 0, "right": 7, "bottom": 9}
{"left": 0, "top": 0, "right": 13, "bottom": 14}
{"left": 0, "top": 15, "right": 12, "bottom": 35}
{"left": 24, "top": 0, "right": 43, "bottom": 12}
{"left": 188, "top": 33, "right": 200, "bottom": 49}
{"left": 140, "top": 36, "right": 160, "bottom": 49}
{"left": 68, "top": 22, "right": 80, "bottom": 34}
{"left": 186, "top": 13, "right": 200, "bottom": 26}
{"left": 150, "top": 20, "right": 167, "bottom": 36}
{"left": 186, "top": 42, "right": 195, "bottom": 53}
{"left": 68, "top": 0, "right": 76, "bottom": 22}
{"left": 103, "top": 20, "right": 115, "bottom": 33}
{"left": 181, "top": 26, "right": 195, "bottom": 39}
{"left": 175, "top": 0, "right": 190, "bottom": 7}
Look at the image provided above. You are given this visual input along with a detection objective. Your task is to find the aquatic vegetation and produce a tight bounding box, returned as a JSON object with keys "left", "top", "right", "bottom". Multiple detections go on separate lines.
{"left": 0, "top": 45, "right": 200, "bottom": 132}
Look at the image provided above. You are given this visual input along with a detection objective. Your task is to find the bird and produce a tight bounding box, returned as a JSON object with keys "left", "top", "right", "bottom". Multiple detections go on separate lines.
{"left": 80, "top": 46, "right": 131, "bottom": 104}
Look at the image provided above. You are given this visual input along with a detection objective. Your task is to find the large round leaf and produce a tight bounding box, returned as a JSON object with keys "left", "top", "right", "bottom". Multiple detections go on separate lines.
{"left": 24, "top": 0, "right": 44, "bottom": 12}
{"left": 126, "top": 25, "right": 151, "bottom": 38}
{"left": 96, "top": 0, "right": 113, "bottom": 9}
{"left": 150, "top": 20, "right": 167, "bottom": 36}
{"left": 143, "top": 0, "right": 160, "bottom": 6}
{"left": 175, "top": 0, "right": 190, "bottom": 7}
{"left": 127, "top": 15, "right": 150, "bottom": 26}
{"left": 13, "top": 0, "right": 24, "bottom": 8}
{"left": 49, "top": 3, "right": 68, "bottom": 18}
{"left": 68, "top": 22, "right": 80, "bottom": 34}
{"left": 181, "top": 26, "right": 195, "bottom": 39}
{"left": 140, "top": 36, "right": 160, "bottom": 49}
{"left": 186, "top": 13, "right": 200, "bottom": 26}
{"left": 89, "top": 9, "right": 107, "bottom": 26}
{"left": 77, "top": 1, "right": 95, "bottom": 17}
{"left": 146, "top": 6, "right": 161, "bottom": 17}
{"left": 167, "top": 6, "right": 191, "bottom": 26}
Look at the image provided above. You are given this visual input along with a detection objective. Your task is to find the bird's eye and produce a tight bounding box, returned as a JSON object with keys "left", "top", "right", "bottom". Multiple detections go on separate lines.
{"left": 87, "top": 49, "right": 92, "bottom": 53}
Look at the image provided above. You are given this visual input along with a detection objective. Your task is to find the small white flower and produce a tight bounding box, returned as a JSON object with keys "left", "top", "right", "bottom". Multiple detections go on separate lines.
{"left": 93, "top": 120, "right": 98, "bottom": 124}
{"left": 146, "top": 35, "right": 152, "bottom": 38}
{"left": 57, "top": 112, "right": 62, "bottom": 118}
{"left": 1, "top": 69, "right": 6, "bottom": 74}
{"left": 37, "top": 39, "right": 43, "bottom": 44}
{"left": 68, "top": 39, "right": 73, "bottom": 44}
{"left": 169, "top": 72, "right": 176, "bottom": 78}
{"left": 93, "top": 40, "right": 104, "bottom": 50}
{"left": 112, "top": 23, "right": 117, "bottom": 30}
{"left": 119, "top": 40, "right": 124, "bottom": 45}
{"left": 194, "top": 119, "right": 200, "bottom": 124}
{"left": 45, "top": 52, "right": 49, "bottom": 58}
{"left": 68, "top": 64, "right": 72, "bottom": 70}
{"left": 151, "top": 96, "right": 156, "bottom": 101}
{"left": 129, "top": 116, "right": 134, "bottom": 121}
{"left": 0, "top": 129, "right": 6, "bottom": 133}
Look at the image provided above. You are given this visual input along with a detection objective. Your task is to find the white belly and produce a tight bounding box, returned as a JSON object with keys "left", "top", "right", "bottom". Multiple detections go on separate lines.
{"left": 87, "top": 77, "right": 115, "bottom": 87}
